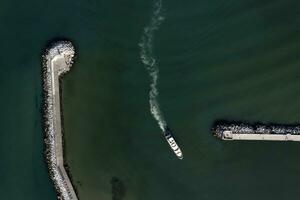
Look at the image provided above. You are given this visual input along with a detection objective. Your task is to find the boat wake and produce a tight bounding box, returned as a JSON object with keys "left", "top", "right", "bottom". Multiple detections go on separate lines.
{"left": 139, "top": 0, "right": 166, "bottom": 132}
{"left": 139, "top": 0, "right": 184, "bottom": 159}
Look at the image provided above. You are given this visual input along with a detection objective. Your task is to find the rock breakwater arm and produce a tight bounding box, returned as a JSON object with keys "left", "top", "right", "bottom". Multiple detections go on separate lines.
{"left": 42, "top": 41, "right": 78, "bottom": 200}
{"left": 213, "top": 121, "right": 300, "bottom": 141}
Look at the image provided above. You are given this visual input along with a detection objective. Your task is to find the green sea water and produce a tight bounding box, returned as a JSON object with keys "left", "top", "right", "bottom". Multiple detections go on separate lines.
{"left": 1, "top": 0, "right": 300, "bottom": 199}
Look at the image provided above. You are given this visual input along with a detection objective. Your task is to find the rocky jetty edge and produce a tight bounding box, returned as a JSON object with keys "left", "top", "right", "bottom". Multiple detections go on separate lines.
{"left": 42, "top": 40, "right": 78, "bottom": 200}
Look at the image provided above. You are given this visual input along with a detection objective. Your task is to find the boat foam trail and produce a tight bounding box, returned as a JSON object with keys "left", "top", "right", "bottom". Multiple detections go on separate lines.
{"left": 139, "top": 0, "right": 166, "bottom": 131}
{"left": 139, "top": 0, "right": 183, "bottom": 159}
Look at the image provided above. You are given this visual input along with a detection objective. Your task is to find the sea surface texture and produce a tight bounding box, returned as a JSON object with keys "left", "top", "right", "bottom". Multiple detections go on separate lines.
{"left": 0, "top": 0, "right": 300, "bottom": 199}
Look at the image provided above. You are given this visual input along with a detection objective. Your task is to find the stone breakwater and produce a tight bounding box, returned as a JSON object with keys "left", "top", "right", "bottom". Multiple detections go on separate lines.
{"left": 212, "top": 121, "right": 300, "bottom": 141}
{"left": 42, "top": 41, "right": 78, "bottom": 200}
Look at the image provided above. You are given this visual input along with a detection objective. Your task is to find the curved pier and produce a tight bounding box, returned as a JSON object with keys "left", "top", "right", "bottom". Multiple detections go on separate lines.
{"left": 213, "top": 121, "right": 300, "bottom": 141}
{"left": 42, "top": 41, "right": 78, "bottom": 200}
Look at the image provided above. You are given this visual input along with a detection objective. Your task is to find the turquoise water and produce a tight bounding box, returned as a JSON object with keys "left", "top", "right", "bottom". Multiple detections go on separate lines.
{"left": 1, "top": 0, "right": 300, "bottom": 199}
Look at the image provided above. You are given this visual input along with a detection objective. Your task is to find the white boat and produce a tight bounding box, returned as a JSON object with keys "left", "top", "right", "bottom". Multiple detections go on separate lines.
{"left": 164, "top": 127, "right": 183, "bottom": 159}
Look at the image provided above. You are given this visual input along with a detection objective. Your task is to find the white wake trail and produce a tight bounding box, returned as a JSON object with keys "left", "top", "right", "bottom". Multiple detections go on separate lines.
{"left": 139, "top": 0, "right": 166, "bottom": 132}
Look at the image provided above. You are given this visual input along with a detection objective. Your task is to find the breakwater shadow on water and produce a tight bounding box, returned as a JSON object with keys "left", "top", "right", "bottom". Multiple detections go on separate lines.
{"left": 59, "top": 77, "right": 80, "bottom": 199}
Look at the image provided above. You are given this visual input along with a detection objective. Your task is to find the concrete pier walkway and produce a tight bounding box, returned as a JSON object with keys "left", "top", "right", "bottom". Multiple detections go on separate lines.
{"left": 221, "top": 131, "right": 300, "bottom": 141}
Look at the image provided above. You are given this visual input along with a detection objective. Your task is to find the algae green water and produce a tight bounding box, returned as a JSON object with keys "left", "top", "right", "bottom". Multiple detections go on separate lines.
{"left": 0, "top": 0, "right": 300, "bottom": 199}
